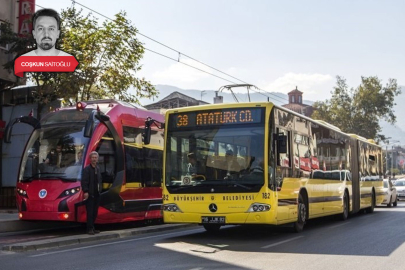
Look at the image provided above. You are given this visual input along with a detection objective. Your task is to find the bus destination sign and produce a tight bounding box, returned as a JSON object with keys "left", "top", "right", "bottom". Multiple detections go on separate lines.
{"left": 171, "top": 108, "right": 263, "bottom": 128}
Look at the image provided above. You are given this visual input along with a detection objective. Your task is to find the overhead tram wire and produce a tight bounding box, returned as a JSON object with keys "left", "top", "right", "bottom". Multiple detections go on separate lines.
{"left": 69, "top": 1, "right": 290, "bottom": 104}
{"left": 37, "top": 1, "right": 289, "bottom": 104}
{"left": 144, "top": 48, "right": 238, "bottom": 85}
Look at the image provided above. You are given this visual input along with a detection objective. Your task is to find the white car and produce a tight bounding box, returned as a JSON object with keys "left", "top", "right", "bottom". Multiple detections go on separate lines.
{"left": 394, "top": 179, "right": 405, "bottom": 201}
{"left": 381, "top": 179, "right": 397, "bottom": 207}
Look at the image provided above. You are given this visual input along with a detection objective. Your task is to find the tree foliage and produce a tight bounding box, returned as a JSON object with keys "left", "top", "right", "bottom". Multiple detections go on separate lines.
{"left": 0, "top": 7, "right": 157, "bottom": 104}
{"left": 312, "top": 76, "right": 401, "bottom": 141}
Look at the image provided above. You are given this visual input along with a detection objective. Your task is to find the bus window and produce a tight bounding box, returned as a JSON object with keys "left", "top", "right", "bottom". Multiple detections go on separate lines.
{"left": 277, "top": 128, "right": 290, "bottom": 168}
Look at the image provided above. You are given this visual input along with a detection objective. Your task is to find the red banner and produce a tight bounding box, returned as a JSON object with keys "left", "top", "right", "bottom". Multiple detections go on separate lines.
{"left": 18, "top": 0, "right": 35, "bottom": 36}
{"left": 14, "top": 56, "right": 79, "bottom": 77}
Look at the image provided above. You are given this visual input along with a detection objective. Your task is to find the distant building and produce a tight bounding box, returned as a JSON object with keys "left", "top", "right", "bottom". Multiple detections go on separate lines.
{"left": 281, "top": 86, "right": 313, "bottom": 117}
{"left": 144, "top": 91, "right": 209, "bottom": 113}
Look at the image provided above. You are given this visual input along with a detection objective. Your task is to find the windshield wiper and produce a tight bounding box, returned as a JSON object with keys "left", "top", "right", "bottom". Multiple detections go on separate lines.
{"left": 227, "top": 181, "right": 252, "bottom": 190}
{"left": 22, "top": 173, "right": 74, "bottom": 182}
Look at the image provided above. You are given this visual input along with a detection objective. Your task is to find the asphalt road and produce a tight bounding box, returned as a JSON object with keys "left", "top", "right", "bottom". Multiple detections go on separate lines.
{"left": 1, "top": 202, "right": 405, "bottom": 270}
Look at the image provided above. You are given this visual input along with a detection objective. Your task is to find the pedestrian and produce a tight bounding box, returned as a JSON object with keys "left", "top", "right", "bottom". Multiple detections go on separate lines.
{"left": 81, "top": 151, "right": 102, "bottom": 235}
{"left": 21, "top": 8, "right": 72, "bottom": 56}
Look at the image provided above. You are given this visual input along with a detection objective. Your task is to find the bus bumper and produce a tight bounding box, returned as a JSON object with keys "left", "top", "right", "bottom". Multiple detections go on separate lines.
{"left": 163, "top": 210, "right": 277, "bottom": 225}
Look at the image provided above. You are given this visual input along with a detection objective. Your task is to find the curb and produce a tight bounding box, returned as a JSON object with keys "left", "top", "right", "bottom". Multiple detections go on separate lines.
{"left": 2, "top": 223, "right": 196, "bottom": 252}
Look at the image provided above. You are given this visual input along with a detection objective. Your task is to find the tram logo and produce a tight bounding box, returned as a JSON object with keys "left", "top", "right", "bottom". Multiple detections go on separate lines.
{"left": 39, "top": 189, "right": 47, "bottom": 199}
{"left": 209, "top": 203, "right": 217, "bottom": 213}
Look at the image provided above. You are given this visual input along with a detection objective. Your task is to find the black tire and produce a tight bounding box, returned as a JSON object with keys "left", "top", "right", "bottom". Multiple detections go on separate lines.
{"left": 203, "top": 224, "right": 221, "bottom": 232}
{"left": 387, "top": 196, "right": 392, "bottom": 207}
{"left": 341, "top": 192, "right": 349, "bottom": 221}
{"left": 366, "top": 191, "right": 375, "bottom": 213}
{"left": 393, "top": 196, "right": 398, "bottom": 207}
{"left": 293, "top": 193, "right": 307, "bottom": 233}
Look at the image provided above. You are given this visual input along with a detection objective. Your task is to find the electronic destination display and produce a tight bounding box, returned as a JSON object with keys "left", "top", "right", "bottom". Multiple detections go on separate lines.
{"left": 169, "top": 107, "right": 264, "bottom": 129}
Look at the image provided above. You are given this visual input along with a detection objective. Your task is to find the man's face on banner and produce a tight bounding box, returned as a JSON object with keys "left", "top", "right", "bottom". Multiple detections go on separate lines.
{"left": 32, "top": 16, "right": 60, "bottom": 51}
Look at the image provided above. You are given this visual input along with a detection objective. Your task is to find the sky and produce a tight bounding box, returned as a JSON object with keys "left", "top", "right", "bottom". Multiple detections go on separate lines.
{"left": 36, "top": 0, "right": 405, "bottom": 103}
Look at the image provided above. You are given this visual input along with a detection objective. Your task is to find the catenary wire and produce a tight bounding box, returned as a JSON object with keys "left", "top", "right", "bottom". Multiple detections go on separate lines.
{"left": 35, "top": 1, "right": 290, "bottom": 104}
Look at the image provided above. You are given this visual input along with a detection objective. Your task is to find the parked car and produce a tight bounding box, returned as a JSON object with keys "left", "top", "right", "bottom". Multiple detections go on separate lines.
{"left": 394, "top": 179, "right": 405, "bottom": 201}
{"left": 381, "top": 179, "right": 398, "bottom": 207}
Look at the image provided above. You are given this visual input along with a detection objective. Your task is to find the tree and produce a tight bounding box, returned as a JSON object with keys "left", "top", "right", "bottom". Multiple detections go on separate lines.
{"left": 0, "top": 7, "right": 157, "bottom": 107}
{"left": 312, "top": 76, "right": 401, "bottom": 141}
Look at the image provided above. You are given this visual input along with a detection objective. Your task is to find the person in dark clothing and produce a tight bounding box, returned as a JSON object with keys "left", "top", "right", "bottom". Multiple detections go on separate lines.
{"left": 81, "top": 151, "right": 102, "bottom": 235}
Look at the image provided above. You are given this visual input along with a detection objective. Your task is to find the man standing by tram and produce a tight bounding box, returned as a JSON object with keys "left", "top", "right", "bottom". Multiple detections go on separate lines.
{"left": 81, "top": 151, "right": 102, "bottom": 235}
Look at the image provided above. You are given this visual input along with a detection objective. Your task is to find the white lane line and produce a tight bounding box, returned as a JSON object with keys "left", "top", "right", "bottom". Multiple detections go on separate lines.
{"left": 328, "top": 221, "right": 351, "bottom": 229}
{"left": 29, "top": 228, "right": 203, "bottom": 258}
{"left": 261, "top": 236, "right": 303, "bottom": 249}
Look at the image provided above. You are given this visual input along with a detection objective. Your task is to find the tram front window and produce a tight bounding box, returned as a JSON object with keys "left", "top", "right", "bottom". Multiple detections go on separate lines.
{"left": 165, "top": 125, "right": 265, "bottom": 193}
{"left": 19, "top": 125, "right": 90, "bottom": 182}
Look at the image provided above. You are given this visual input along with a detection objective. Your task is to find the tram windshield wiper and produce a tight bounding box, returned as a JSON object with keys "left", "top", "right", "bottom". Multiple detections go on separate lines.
{"left": 22, "top": 173, "right": 75, "bottom": 182}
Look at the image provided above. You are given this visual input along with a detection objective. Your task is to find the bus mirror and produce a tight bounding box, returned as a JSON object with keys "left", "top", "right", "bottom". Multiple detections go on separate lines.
{"left": 277, "top": 135, "right": 287, "bottom": 153}
{"left": 142, "top": 117, "right": 164, "bottom": 145}
{"left": 143, "top": 125, "right": 151, "bottom": 145}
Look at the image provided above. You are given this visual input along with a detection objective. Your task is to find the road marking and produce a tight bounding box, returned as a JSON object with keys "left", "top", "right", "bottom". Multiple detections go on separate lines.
{"left": 29, "top": 228, "right": 203, "bottom": 257}
{"left": 261, "top": 236, "right": 303, "bottom": 249}
{"left": 328, "top": 221, "right": 351, "bottom": 229}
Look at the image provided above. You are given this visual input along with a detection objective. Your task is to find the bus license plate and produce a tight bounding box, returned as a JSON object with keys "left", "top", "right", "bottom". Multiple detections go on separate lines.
{"left": 201, "top": 216, "right": 225, "bottom": 224}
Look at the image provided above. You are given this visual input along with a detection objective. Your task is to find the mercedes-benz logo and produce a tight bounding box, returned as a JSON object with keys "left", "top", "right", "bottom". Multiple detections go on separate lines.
{"left": 209, "top": 203, "right": 217, "bottom": 213}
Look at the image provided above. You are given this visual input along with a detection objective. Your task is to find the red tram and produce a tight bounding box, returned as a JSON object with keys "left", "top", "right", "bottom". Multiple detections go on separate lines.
{"left": 5, "top": 99, "right": 164, "bottom": 224}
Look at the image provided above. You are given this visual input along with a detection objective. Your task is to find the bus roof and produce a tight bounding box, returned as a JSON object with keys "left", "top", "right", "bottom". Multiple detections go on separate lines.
{"left": 165, "top": 101, "right": 379, "bottom": 146}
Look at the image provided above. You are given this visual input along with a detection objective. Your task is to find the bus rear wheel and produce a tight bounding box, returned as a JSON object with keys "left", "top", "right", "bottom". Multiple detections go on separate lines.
{"left": 366, "top": 191, "right": 375, "bottom": 213}
{"left": 203, "top": 224, "right": 221, "bottom": 232}
{"left": 293, "top": 194, "right": 307, "bottom": 233}
{"left": 341, "top": 192, "right": 349, "bottom": 221}
{"left": 387, "top": 196, "right": 392, "bottom": 207}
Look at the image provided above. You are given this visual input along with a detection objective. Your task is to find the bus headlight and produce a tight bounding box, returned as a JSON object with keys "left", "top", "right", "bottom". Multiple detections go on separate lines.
{"left": 58, "top": 187, "right": 81, "bottom": 198}
{"left": 247, "top": 203, "right": 271, "bottom": 212}
{"left": 17, "top": 188, "right": 28, "bottom": 198}
{"left": 163, "top": 203, "right": 182, "bottom": 212}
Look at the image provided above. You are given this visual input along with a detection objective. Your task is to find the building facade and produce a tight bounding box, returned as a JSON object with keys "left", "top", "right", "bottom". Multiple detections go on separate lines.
{"left": 281, "top": 87, "right": 313, "bottom": 117}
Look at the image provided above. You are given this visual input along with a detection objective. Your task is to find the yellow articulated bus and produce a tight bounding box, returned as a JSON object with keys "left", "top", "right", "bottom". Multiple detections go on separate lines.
{"left": 162, "top": 102, "right": 384, "bottom": 232}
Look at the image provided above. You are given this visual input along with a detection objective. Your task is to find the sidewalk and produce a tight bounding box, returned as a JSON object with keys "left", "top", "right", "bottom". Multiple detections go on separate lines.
{"left": 2, "top": 223, "right": 196, "bottom": 252}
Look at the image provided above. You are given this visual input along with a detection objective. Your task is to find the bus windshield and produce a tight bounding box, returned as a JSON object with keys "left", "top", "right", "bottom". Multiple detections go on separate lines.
{"left": 19, "top": 124, "right": 90, "bottom": 182}
{"left": 165, "top": 124, "right": 265, "bottom": 193}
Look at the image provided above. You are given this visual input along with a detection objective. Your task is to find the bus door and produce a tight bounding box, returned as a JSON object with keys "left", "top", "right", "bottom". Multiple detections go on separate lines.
{"left": 351, "top": 139, "right": 360, "bottom": 213}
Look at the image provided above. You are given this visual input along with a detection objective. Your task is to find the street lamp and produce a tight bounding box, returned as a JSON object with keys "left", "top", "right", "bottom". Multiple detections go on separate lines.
{"left": 387, "top": 140, "right": 400, "bottom": 178}
{"left": 383, "top": 138, "right": 399, "bottom": 178}
{"left": 200, "top": 90, "right": 206, "bottom": 101}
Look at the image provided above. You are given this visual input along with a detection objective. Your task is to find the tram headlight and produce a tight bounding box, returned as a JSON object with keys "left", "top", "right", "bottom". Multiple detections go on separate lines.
{"left": 17, "top": 188, "right": 28, "bottom": 198}
{"left": 58, "top": 187, "right": 81, "bottom": 198}
{"left": 247, "top": 203, "right": 271, "bottom": 212}
{"left": 163, "top": 203, "right": 182, "bottom": 212}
